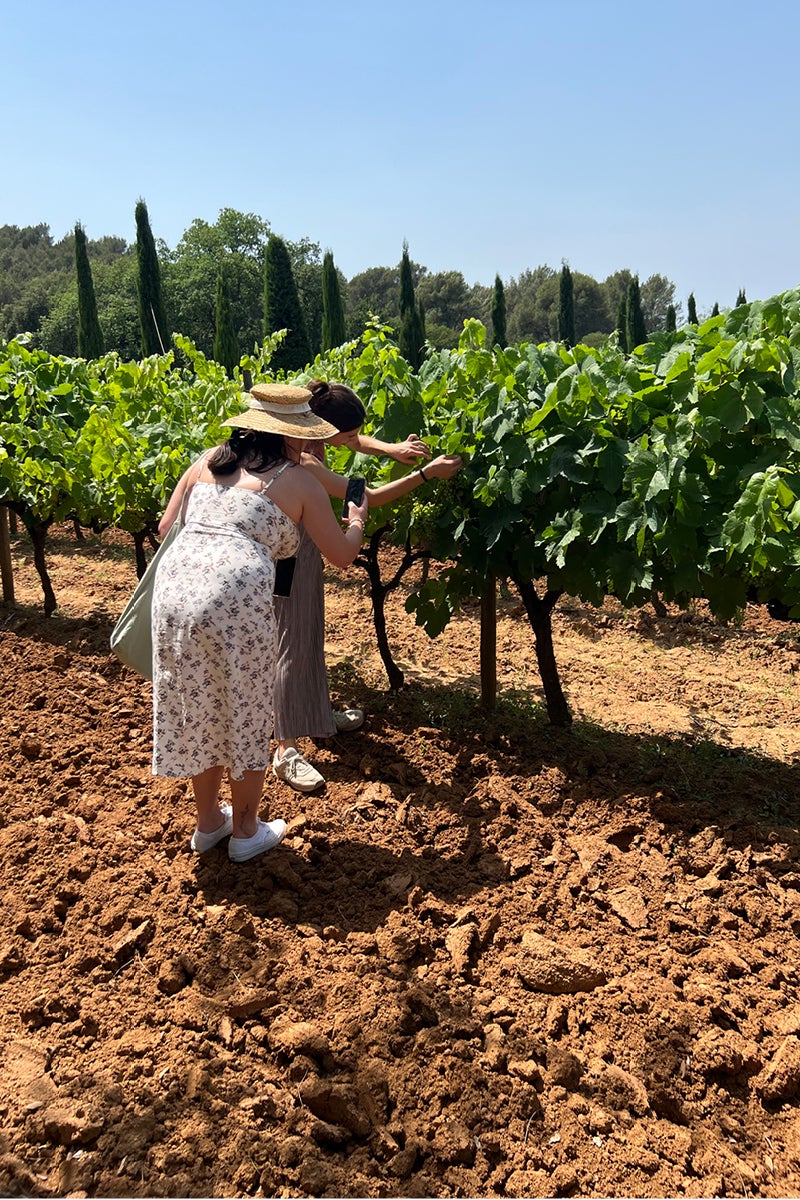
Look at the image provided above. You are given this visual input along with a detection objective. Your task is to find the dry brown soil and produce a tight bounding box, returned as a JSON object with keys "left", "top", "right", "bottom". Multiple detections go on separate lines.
{"left": 1, "top": 524, "right": 800, "bottom": 1199}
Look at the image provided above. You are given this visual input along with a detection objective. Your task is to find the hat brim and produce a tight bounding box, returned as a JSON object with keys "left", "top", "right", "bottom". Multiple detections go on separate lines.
{"left": 222, "top": 408, "right": 338, "bottom": 440}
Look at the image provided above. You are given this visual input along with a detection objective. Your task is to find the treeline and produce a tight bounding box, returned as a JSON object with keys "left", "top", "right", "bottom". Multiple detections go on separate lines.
{"left": 1, "top": 204, "right": 739, "bottom": 366}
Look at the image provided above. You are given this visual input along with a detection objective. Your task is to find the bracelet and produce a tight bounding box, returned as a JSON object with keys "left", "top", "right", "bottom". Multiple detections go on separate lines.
{"left": 418, "top": 466, "right": 429, "bottom": 483}
{"left": 348, "top": 519, "right": 364, "bottom": 530}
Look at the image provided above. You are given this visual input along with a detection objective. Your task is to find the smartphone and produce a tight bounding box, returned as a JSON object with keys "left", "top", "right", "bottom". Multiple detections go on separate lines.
{"left": 344, "top": 476, "right": 366, "bottom": 520}
{"left": 273, "top": 556, "right": 296, "bottom": 597}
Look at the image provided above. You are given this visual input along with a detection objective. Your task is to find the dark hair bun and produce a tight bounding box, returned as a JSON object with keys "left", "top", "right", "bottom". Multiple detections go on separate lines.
{"left": 307, "top": 379, "right": 330, "bottom": 401}
{"left": 306, "top": 379, "right": 366, "bottom": 432}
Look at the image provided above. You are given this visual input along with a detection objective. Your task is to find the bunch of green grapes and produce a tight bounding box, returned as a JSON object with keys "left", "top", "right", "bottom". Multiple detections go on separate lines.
{"left": 409, "top": 477, "right": 468, "bottom": 552}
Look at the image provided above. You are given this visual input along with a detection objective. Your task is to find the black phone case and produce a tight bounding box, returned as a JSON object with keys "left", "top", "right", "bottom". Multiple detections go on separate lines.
{"left": 345, "top": 476, "right": 366, "bottom": 517}
{"left": 274, "top": 556, "right": 296, "bottom": 597}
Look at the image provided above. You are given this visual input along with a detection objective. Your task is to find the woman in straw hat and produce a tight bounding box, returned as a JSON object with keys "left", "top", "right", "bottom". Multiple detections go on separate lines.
{"left": 271, "top": 378, "right": 462, "bottom": 793}
{"left": 151, "top": 384, "right": 368, "bottom": 863}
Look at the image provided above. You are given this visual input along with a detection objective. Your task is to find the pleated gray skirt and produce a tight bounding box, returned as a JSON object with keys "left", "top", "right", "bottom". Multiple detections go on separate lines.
{"left": 272, "top": 527, "right": 336, "bottom": 740}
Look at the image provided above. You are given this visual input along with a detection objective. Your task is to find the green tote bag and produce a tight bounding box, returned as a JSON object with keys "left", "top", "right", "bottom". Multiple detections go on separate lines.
{"left": 110, "top": 519, "right": 182, "bottom": 680}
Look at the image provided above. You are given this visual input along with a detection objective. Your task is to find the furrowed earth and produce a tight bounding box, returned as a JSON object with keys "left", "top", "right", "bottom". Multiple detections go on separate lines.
{"left": 1, "top": 523, "right": 800, "bottom": 1199}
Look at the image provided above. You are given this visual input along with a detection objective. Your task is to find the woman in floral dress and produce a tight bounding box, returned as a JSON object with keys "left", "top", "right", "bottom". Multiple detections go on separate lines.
{"left": 151, "top": 385, "right": 368, "bottom": 863}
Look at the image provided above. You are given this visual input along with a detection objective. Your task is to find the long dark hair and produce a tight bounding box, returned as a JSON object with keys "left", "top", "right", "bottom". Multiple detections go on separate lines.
{"left": 307, "top": 379, "right": 366, "bottom": 433}
{"left": 207, "top": 428, "right": 286, "bottom": 476}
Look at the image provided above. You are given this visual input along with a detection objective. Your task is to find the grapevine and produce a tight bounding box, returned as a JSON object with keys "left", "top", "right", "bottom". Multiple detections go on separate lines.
{"left": 2, "top": 291, "right": 799, "bottom": 725}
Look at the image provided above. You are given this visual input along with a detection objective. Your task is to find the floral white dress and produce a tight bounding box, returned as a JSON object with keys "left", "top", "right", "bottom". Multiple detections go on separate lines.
{"left": 151, "top": 473, "right": 300, "bottom": 780}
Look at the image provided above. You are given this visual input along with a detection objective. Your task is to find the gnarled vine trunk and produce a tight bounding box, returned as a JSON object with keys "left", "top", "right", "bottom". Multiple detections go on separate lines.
{"left": 0, "top": 506, "right": 15, "bottom": 604}
{"left": 511, "top": 575, "right": 571, "bottom": 726}
{"left": 25, "top": 515, "right": 56, "bottom": 616}
{"left": 480, "top": 571, "right": 497, "bottom": 711}
{"left": 356, "top": 526, "right": 430, "bottom": 691}
{"left": 132, "top": 529, "right": 149, "bottom": 580}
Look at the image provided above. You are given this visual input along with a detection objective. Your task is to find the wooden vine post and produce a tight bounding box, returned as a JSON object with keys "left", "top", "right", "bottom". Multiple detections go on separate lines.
{"left": 0, "top": 507, "right": 15, "bottom": 604}
{"left": 480, "top": 571, "right": 497, "bottom": 710}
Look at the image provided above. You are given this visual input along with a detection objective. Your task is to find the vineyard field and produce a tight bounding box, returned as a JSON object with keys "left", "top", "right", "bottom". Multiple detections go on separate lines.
{"left": 1, "top": 526, "right": 799, "bottom": 1198}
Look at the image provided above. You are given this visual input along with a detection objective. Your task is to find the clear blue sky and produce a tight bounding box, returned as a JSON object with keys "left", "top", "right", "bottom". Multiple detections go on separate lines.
{"left": 5, "top": 0, "right": 799, "bottom": 319}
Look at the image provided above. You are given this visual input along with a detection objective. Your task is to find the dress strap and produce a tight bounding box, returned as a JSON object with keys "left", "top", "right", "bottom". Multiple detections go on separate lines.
{"left": 259, "top": 460, "right": 294, "bottom": 494}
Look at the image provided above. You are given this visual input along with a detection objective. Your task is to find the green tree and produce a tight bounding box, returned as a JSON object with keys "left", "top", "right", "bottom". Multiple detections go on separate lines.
{"left": 401, "top": 302, "right": 426, "bottom": 370}
{"left": 571, "top": 273, "right": 610, "bottom": 342}
{"left": 504, "top": 266, "right": 557, "bottom": 344}
{"left": 687, "top": 293, "right": 699, "bottom": 324}
{"left": 399, "top": 241, "right": 416, "bottom": 317}
{"left": 665, "top": 303, "right": 676, "bottom": 332}
{"left": 321, "top": 250, "right": 346, "bottom": 351}
{"left": 602, "top": 269, "right": 633, "bottom": 328}
{"left": 40, "top": 251, "right": 139, "bottom": 359}
{"left": 711, "top": 302, "right": 720, "bottom": 317}
{"left": 165, "top": 208, "right": 270, "bottom": 359}
{"left": 468, "top": 281, "right": 492, "bottom": 327}
{"left": 98, "top": 254, "right": 144, "bottom": 358}
{"left": 213, "top": 267, "right": 239, "bottom": 377}
{"left": 0, "top": 225, "right": 67, "bottom": 341}
{"left": 640, "top": 274, "right": 678, "bottom": 331}
{"left": 399, "top": 242, "right": 425, "bottom": 369}
{"left": 288, "top": 237, "right": 324, "bottom": 359}
{"left": 416, "top": 271, "right": 467, "bottom": 328}
{"left": 38, "top": 281, "right": 79, "bottom": 356}
{"left": 736, "top": 288, "right": 747, "bottom": 307}
{"left": 74, "top": 222, "right": 104, "bottom": 359}
{"left": 615, "top": 296, "right": 628, "bottom": 352}
{"left": 347, "top": 265, "right": 401, "bottom": 329}
{"left": 263, "top": 234, "right": 311, "bottom": 372}
{"left": 490, "top": 274, "right": 507, "bottom": 346}
{"left": 625, "top": 275, "right": 647, "bottom": 349}
{"left": 135, "top": 199, "right": 169, "bottom": 356}
{"left": 558, "top": 263, "right": 575, "bottom": 346}
{"left": 0, "top": 224, "right": 130, "bottom": 348}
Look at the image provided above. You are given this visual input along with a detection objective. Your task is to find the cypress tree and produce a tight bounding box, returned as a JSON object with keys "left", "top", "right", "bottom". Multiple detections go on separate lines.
{"left": 399, "top": 240, "right": 416, "bottom": 319}
{"left": 736, "top": 288, "right": 747, "bottom": 307}
{"left": 711, "top": 301, "right": 720, "bottom": 317}
{"left": 213, "top": 267, "right": 239, "bottom": 378}
{"left": 625, "top": 275, "right": 647, "bottom": 350}
{"left": 665, "top": 303, "right": 676, "bottom": 333}
{"left": 558, "top": 263, "right": 575, "bottom": 347}
{"left": 321, "top": 250, "right": 346, "bottom": 350}
{"left": 74, "top": 222, "right": 104, "bottom": 358}
{"left": 490, "top": 274, "right": 507, "bottom": 347}
{"left": 687, "top": 293, "right": 698, "bottom": 324}
{"left": 135, "top": 199, "right": 169, "bottom": 356}
{"left": 398, "top": 242, "right": 425, "bottom": 369}
{"left": 400, "top": 305, "right": 425, "bottom": 371}
{"left": 263, "top": 234, "right": 311, "bottom": 372}
{"left": 616, "top": 297, "right": 628, "bottom": 352}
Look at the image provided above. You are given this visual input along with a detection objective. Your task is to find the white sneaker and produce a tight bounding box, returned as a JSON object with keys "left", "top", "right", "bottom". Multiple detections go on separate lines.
{"left": 332, "top": 707, "right": 365, "bottom": 733}
{"left": 190, "top": 804, "right": 234, "bottom": 853}
{"left": 228, "top": 818, "right": 287, "bottom": 863}
{"left": 272, "top": 747, "right": 325, "bottom": 793}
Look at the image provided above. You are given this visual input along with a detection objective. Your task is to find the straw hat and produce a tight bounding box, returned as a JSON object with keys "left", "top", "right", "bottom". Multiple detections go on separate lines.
{"left": 223, "top": 384, "right": 338, "bottom": 439}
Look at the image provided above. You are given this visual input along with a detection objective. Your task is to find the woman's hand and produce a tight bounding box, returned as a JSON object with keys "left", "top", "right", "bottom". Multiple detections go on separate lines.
{"left": 391, "top": 435, "right": 432, "bottom": 464}
{"left": 427, "top": 454, "right": 463, "bottom": 480}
